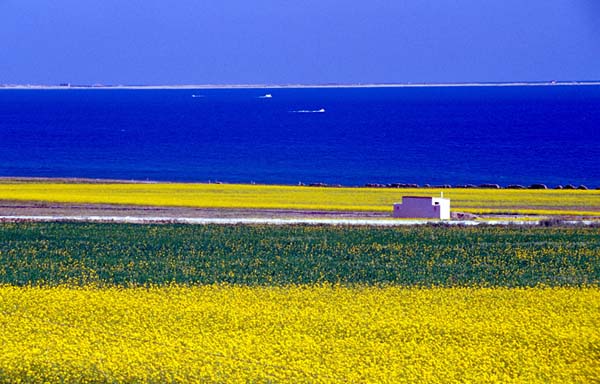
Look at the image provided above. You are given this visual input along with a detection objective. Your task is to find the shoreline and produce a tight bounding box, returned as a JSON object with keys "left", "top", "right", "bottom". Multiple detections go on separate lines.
{"left": 1, "top": 176, "right": 597, "bottom": 190}
{"left": 1, "top": 81, "right": 600, "bottom": 90}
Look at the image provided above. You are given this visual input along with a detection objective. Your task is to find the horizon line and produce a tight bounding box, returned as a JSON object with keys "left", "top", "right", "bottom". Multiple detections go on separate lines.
{"left": 1, "top": 80, "right": 600, "bottom": 90}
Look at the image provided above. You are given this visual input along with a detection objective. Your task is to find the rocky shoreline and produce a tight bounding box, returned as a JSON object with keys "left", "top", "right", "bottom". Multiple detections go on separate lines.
{"left": 1, "top": 177, "right": 598, "bottom": 190}
{"left": 335, "top": 182, "right": 597, "bottom": 190}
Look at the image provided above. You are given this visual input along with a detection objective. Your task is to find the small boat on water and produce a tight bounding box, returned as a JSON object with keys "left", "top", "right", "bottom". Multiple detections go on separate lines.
{"left": 259, "top": 94, "right": 273, "bottom": 99}
{"left": 289, "top": 108, "right": 326, "bottom": 113}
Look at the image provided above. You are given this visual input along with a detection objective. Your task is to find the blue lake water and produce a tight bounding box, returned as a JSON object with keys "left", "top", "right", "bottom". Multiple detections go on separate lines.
{"left": 0, "top": 86, "right": 599, "bottom": 187}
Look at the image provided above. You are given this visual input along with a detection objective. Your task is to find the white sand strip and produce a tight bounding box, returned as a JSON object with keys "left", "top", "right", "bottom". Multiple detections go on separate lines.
{"left": 0, "top": 215, "right": 595, "bottom": 226}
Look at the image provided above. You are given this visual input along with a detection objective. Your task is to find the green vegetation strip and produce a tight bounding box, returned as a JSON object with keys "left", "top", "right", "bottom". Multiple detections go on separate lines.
{"left": 1, "top": 223, "right": 598, "bottom": 287}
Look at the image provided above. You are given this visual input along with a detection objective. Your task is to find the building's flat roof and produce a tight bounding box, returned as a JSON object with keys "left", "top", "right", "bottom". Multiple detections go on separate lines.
{"left": 402, "top": 196, "right": 435, "bottom": 199}
{"left": 396, "top": 196, "right": 450, "bottom": 202}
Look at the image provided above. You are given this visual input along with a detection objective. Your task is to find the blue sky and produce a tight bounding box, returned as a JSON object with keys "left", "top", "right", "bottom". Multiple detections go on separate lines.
{"left": 1, "top": 0, "right": 598, "bottom": 85}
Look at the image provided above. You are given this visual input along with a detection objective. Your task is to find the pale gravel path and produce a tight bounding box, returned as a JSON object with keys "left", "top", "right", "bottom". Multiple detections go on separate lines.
{"left": 1, "top": 215, "right": 597, "bottom": 226}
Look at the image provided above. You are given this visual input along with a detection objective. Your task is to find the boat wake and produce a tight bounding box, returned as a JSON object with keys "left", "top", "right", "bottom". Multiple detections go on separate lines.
{"left": 290, "top": 108, "right": 326, "bottom": 113}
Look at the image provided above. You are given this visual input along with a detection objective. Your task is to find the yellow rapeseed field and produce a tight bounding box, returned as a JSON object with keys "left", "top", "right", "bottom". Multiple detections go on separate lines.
{"left": 0, "top": 182, "right": 599, "bottom": 215}
{"left": 0, "top": 285, "right": 598, "bottom": 383}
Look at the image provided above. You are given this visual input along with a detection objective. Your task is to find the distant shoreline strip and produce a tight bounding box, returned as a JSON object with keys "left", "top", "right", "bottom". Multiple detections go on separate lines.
{"left": 0, "top": 177, "right": 597, "bottom": 190}
{"left": 1, "top": 81, "right": 600, "bottom": 90}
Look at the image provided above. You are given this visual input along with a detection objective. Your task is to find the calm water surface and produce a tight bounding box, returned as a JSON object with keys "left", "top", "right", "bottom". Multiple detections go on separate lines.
{"left": 0, "top": 86, "right": 599, "bottom": 186}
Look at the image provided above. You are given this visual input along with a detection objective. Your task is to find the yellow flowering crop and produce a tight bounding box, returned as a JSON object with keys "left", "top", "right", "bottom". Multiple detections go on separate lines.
{"left": 0, "top": 285, "right": 598, "bottom": 383}
{"left": 0, "top": 182, "right": 599, "bottom": 216}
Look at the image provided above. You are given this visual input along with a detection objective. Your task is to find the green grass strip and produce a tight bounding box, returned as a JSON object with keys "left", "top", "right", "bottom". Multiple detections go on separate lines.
{"left": 1, "top": 223, "right": 598, "bottom": 287}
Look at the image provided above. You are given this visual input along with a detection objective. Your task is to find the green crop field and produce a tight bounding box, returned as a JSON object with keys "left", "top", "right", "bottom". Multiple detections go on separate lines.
{"left": 1, "top": 222, "right": 598, "bottom": 287}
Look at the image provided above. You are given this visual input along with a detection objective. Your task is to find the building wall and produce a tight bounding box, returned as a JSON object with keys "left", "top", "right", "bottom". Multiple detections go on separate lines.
{"left": 431, "top": 197, "right": 450, "bottom": 220}
{"left": 393, "top": 197, "right": 450, "bottom": 219}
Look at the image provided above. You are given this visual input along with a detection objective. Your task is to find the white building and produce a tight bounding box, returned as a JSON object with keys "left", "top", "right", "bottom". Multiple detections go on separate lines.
{"left": 393, "top": 196, "right": 450, "bottom": 219}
